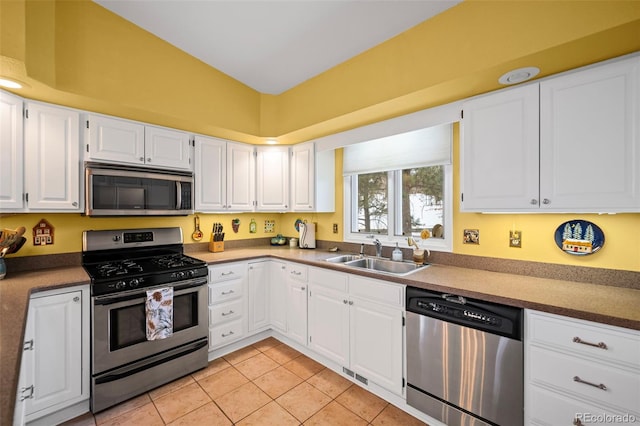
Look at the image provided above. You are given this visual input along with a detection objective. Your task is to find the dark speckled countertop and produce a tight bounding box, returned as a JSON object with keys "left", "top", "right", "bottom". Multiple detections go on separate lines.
{"left": 1, "top": 246, "right": 639, "bottom": 425}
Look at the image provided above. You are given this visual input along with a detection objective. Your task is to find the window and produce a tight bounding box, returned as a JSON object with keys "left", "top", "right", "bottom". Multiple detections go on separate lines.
{"left": 343, "top": 123, "right": 453, "bottom": 252}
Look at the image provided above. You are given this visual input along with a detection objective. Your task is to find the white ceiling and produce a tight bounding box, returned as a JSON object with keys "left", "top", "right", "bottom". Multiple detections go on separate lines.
{"left": 93, "top": 0, "right": 461, "bottom": 95}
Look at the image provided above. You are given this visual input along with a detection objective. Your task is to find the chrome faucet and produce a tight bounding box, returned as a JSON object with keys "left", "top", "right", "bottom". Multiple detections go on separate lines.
{"left": 359, "top": 243, "right": 365, "bottom": 257}
{"left": 374, "top": 239, "right": 382, "bottom": 257}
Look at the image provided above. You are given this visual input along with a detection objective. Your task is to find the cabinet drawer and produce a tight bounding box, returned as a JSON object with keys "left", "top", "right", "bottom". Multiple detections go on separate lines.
{"left": 209, "top": 299, "right": 244, "bottom": 326}
{"left": 527, "top": 311, "right": 640, "bottom": 369}
{"left": 348, "top": 275, "right": 403, "bottom": 307}
{"left": 208, "top": 280, "right": 243, "bottom": 304}
{"left": 209, "top": 319, "right": 244, "bottom": 349}
{"left": 309, "top": 267, "right": 347, "bottom": 292}
{"left": 529, "top": 346, "right": 640, "bottom": 414}
{"left": 209, "top": 263, "right": 246, "bottom": 283}
{"left": 527, "top": 385, "right": 637, "bottom": 426}
{"left": 287, "top": 264, "right": 308, "bottom": 282}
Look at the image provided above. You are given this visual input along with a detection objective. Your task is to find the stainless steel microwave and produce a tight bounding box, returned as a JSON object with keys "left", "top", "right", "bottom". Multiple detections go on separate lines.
{"left": 85, "top": 163, "right": 193, "bottom": 216}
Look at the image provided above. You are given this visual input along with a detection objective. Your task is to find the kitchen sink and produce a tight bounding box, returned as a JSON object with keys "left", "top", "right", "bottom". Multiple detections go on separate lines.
{"left": 343, "top": 257, "right": 428, "bottom": 276}
{"left": 325, "top": 254, "right": 362, "bottom": 263}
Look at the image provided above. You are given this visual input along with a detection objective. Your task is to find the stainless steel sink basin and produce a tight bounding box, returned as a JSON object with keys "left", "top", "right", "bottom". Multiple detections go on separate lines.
{"left": 325, "top": 254, "right": 362, "bottom": 263}
{"left": 343, "top": 257, "right": 427, "bottom": 276}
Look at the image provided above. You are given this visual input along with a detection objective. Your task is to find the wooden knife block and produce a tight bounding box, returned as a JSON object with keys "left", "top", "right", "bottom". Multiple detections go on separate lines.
{"left": 209, "top": 241, "right": 224, "bottom": 253}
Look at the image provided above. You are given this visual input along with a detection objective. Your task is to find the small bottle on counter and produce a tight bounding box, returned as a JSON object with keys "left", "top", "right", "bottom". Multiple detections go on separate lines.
{"left": 392, "top": 243, "right": 403, "bottom": 261}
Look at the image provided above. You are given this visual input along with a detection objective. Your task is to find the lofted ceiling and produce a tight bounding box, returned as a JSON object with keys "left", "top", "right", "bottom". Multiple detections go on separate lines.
{"left": 92, "top": 0, "right": 462, "bottom": 95}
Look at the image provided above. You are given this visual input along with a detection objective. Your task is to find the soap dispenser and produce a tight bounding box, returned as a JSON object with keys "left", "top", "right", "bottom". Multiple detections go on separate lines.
{"left": 392, "top": 243, "right": 403, "bottom": 262}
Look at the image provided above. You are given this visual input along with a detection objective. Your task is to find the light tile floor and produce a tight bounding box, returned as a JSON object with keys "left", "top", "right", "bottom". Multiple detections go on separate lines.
{"left": 63, "top": 337, "right": 428, "bottom": 426}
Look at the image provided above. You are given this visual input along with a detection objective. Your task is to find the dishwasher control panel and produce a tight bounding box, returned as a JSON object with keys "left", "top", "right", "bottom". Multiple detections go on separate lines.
{"left": 417, "top": 300, "right": 502, "bottom": 326}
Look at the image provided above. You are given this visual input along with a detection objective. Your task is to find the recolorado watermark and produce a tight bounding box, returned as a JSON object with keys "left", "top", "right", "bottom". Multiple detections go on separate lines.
{"left": 575, "top": 412, "right": 637, "bottom": 424}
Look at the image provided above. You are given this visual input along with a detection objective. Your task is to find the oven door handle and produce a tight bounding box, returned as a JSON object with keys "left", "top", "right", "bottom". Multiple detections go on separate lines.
{"left": 94, "top": 279, "right": 206, "bottom": 306}
{"left": 94, "top": 339, "right": 208, "bottom": 384}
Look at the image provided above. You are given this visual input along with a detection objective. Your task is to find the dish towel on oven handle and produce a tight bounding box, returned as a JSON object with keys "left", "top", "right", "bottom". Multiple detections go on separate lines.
{"left": 146, "top": 287, "right": 173, "bottom": 340}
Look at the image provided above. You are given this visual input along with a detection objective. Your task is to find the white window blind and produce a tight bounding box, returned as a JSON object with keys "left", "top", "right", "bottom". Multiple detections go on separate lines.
{"left": 343, "top": 123, "right": 452, "bottom": 175}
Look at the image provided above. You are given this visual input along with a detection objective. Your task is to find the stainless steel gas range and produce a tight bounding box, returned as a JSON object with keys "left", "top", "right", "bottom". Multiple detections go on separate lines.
{"left": 82, "top": 227, "right": 209, "bottom": 413}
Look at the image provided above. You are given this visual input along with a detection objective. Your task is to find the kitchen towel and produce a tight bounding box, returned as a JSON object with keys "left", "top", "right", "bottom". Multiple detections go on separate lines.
{"left": 146, "top": 287, "right": 173, "bottom": 340}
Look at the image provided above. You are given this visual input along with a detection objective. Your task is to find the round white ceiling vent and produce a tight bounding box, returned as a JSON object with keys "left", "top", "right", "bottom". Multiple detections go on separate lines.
{"left": 498, "top": 67, "right": 540, "bottom": 85}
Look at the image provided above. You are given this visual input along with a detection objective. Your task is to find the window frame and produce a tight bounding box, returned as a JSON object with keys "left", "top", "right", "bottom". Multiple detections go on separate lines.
{"left": 343, "top": 163, "right": 453, "bottom": 252}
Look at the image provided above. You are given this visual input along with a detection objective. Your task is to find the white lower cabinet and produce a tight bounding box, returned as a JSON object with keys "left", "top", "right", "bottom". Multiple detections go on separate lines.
{"left": 525, "top": 310, "right": 640, "bottom": 425}
{"left": 208, "top": 262, "right": 247, "bottom": 350}
{"left": 14, "top": 285, "right": 90, "bottom": 426}
{"left": 285, "top": 263, "right": 308, "bottom": 346}
{"left": 308, "top": 267, "right": 405, "bottom": 396}
{"left": 247, "top": 261, "right": 270, "bottom": 332}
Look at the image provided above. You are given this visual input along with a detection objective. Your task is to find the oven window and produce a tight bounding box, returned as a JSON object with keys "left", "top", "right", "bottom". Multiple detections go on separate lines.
{"left": 109, "top": 292, "right": 200, "bottom": 350}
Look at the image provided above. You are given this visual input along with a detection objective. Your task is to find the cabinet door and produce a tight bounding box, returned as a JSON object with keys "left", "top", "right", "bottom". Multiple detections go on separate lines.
{"left": 248, "top": 262, "right": 270, "bottom": 331}
{"left": 145, "top": 125, "right": 192, "bottom": 170}
{"left": 194, "top": 135, "right": 226, "bottom": 211}
{"left": 0, "top": 91, "right": 24, "bottom": 210}
{"left": 227, "top": 142, "right": 255, "bottom": 211}
{"left": 256, "top": 146, "right": 289, "bottom": 211}
{"left": 287, "top": 280, "right": 308, "bottom": 346}
{"left": 86, "top": 114, "right": 145, "bottom": 165}
{"left": 269, "top": 262, "right": 288, "bottom": 332}
{"left": 23, "top": 291, "right": 83, "bottom": 417}
{"left": 461, "top": 84, "right": 540, "bottom": 211}
{"left": 307, "top": 283, "right": 349, "bottom": 366}
{"left": 25, "top": 102, "right": 81, "bottom": 211}
{"left": 540, "top": 56, "right": 640, "bottom": 211}
{"left": 349, "top": 297, "right": 403, "bottom": 395}
{"left": 290, "top": 143, "right": 314, "bottom": 211}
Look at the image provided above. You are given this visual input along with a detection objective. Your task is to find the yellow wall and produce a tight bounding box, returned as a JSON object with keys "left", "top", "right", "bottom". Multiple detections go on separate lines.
{"left": 1, "top": 0, "right": 639, "bottom": 272}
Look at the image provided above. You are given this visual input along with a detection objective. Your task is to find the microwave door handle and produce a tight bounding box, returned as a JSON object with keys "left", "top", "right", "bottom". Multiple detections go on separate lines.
{"left": 176, "top": 181, "right": 182, "bottom": 209}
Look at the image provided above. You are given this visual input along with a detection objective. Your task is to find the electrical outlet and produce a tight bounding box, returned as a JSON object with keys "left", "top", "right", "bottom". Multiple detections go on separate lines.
{"left": 510, "top": 230, "right": 522, "bottom": 248}
{"left": 333, "top": 223, "right": 338, "bottom": 233}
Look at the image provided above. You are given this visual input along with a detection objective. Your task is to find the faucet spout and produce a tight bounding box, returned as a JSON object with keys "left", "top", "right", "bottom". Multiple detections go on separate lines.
{"left": 374, "top": 239, "right": 382, "bottom": 257}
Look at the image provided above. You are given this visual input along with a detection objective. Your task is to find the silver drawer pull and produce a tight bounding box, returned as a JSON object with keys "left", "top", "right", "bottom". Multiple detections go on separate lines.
{"left": 221, "top": 290, "right": 235, "bottom": 295}
{"left": 573, "top": 336, "right": 607, "bottom": 350}
{"left": 221, "top": 310, "right": 235, "bottom": 316}
{"left": 221, "top": 331, "right": 235, "bottom": 338}
{"left": 573, "top": 375, "right": 607, "bottom": 390}
{"left": 291, "top": 271, "right": 302, "bottom": 275}
{"left": 20, "top": 385, "right": 34, "bottom": 401}
{"left": 23, "top": 339, "right": 34, "bottom": 351}
{"left": 221, "top": 271, "right": 235, "bottom": 276}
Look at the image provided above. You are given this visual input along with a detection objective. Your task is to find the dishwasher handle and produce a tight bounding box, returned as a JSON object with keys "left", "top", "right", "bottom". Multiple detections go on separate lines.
{"left": 442, "top": 294, "right": 467, "bottom": 305}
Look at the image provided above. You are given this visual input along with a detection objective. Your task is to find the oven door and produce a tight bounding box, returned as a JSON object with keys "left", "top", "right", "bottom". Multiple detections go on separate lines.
{"left": 92, "top": 278, "right": 207, "bottom": 374}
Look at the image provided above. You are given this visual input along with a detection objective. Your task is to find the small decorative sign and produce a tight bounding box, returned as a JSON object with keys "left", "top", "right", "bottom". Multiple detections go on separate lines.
{"left": 33, "top": 219, "right": 54, "bottom": 246}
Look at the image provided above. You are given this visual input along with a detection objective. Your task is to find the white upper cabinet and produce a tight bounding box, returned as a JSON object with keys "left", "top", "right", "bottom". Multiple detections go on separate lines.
{"left": 24, "top": 102, "right": 82, "bottom": 211}
{"left": 194, "top": 138, "right": 255, "bottom": 212}
{"left": 227, "top": 142, "right": 255, "bottom": 211}
{"left": 85, "top": 114, "right": 192, "bottom": 171}
{"left": 0, "top": 91, "right": 24, "bottom": 210}
{"left": 290, "top": 142, "right": 335, "bottom": 212}
{"left": 461, "top": 84, "right": 540, "bottom": 211}
{"left": 461, "top": 54, "right": 640, "bottom": 213}
{"left": 256, "top": 146, "right": 289, "bottom": 211}
{"left": 539, "top": 56, "right": 640, "bottom": 211}
{"left": 194, "top": 135, "right": 226, "bottom": 211}
{"left": 145, "top": 125, "right": 192, "bottom": 170}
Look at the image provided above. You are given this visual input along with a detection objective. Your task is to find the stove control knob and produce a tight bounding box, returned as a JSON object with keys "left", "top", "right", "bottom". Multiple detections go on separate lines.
{"left": 115, "top": 280, "right": 127, "bottom": 290}
{"left": 188, "top": 270, "right": 196, "bottom": 277}
{"left": 177, "top": 271, "right": 186, "bottom": 279}
{"left": 129, "top": 278, "right": 140, "bottom": 288}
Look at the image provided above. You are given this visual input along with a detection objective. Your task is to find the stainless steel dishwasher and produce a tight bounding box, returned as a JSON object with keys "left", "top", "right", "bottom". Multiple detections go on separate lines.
{"left": 406, "top": 287, "right": 523, "bottom": 426}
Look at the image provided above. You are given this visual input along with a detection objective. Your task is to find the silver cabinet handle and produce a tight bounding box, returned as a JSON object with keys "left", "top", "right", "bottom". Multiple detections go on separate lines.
{"left": 542, "top": 198, "right": 550, "bottom": 204}
{"left": 343, "top": 299, "right": 348, "bottom": 304}
{"left": 221, "top": 290, "right": 235, "bottom": 295}
{"left": 221, "top": 331, "right": 235, "bottom": 337}
{"left": 139, "top": 157, "right": 144, "bottom": 162}
{"left": 73, "top": 296, "right": 80, "bottom": 302}
{"left": 72, "top": 201, "right": 78, "bottom": 207}
{"left": 147, "top": 158, "right": 152, "bottom": 162}
{"left": 291, "top": 271, "right": 302, "bottom": 275}
{"left": 20, "top": 385, "right": 34, "bottom": 401}
{"left": 348, "top": 300, "right": 354, "bottom": 305}
{"left": 221, "top": 271, "right": 235, "bottom": 276}
{"left": 530, "top": 199, "right": 538, "bottom": 205}
{"left": 573, "top": 376, "right": 607, "bottom": 390}
{"left": 221, "top": 310, "right": 234, "bottom": 316}
{"left": 300, "top": 286, "right": 306, "bottom": 290}
{"left": 23, "top": 339, "right": 33, "bottom": 351}
{"left": 573, "top": 336, "right": 607, "bottom": 350}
